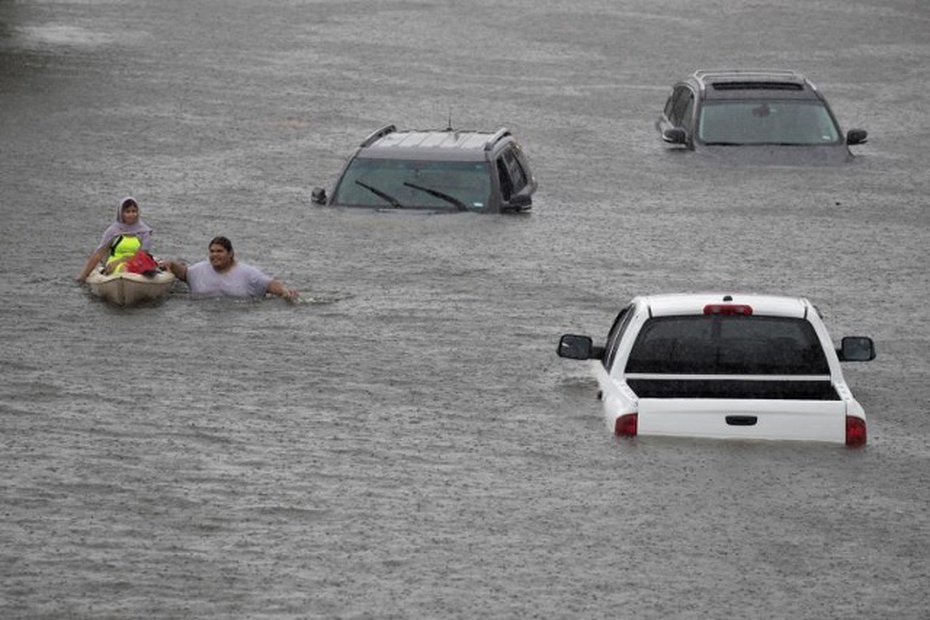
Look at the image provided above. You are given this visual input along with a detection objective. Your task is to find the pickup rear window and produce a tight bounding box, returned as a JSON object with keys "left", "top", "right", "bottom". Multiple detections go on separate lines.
{"left": 626, "top": 378, "right": 839, "bottom": 400}
{"left": 625, "top": 315, "right": 830, "bottom": 375}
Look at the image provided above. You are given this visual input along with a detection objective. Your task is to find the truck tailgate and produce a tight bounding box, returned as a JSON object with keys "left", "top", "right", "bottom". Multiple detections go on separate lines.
{"left": 636, "top": 398, "right": 848, "bottom": 442}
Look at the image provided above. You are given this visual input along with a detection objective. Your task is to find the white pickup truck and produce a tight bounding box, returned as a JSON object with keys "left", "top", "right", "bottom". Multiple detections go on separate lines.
{"left": 557, "top": 293, "right": 875, "bottom": 446}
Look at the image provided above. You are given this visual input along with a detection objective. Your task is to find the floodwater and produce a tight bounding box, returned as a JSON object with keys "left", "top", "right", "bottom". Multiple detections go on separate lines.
{"left": 1, "top": 0, "right": 929, "bottom": 618}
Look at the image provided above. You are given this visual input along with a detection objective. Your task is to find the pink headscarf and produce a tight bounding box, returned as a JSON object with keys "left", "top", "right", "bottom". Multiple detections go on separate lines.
{"left": 98, "top": 196, "right": 153, "bottom": 251}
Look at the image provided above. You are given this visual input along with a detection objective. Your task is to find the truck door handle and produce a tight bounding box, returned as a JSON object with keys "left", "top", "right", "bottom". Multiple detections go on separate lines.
{"left": 726, "top": 416, "right": 758, "bottom": 426}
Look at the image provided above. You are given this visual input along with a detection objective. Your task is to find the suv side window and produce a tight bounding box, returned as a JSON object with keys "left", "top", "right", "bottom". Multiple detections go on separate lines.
{"left": 603, "top": 304, "right": 635, "bottom": 370}
{"left": 679, "top": 93, "right": 695, "bottom": 134}
{"left": 663, "top": 93, "right": 677, "bottom": 120}
{"left": 497, "top": 147, "right": 528, "bottom": 200}
{"left": 668, "top": 86, "right": 694, "bottom": 129}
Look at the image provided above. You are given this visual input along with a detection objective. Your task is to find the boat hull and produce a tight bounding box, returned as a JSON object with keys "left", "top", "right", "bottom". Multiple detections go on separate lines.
{"left": 86, "top": 270, "right": 175, "bottom": 306}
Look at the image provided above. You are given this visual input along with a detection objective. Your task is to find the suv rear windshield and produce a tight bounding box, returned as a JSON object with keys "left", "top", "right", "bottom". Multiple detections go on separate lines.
{"left": 332, "top": 158, "right": 492, "bottom": 211}
{"left": 626, "top": 315, "right": 830, "bottom": 375}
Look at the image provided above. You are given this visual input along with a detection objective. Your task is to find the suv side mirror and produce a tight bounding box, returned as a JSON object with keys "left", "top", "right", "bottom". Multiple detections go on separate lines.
{"left": 558, "top": 334, "right": 595, "bottom": 360}
{"left": 505, "top": 194, "right": 532, "bottom": 210}
{"left": 837, "top": 336, "right": 876, "bottom": 361}
{"left": 662, "top": 127, "right": 687, "bottom": 145}
{"left": 311, "top": 187, "right": 327, "bottom": 205}
{"left": 846, "top": 129, "right": 868, "bottom": 145}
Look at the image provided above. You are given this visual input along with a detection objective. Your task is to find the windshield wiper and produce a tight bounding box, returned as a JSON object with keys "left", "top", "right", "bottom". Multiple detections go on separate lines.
{"left": 403, "top": 182, "right": 468, "bottom": 211}
{"left": 355, "top": 180, "right": 405, "bottom": 208}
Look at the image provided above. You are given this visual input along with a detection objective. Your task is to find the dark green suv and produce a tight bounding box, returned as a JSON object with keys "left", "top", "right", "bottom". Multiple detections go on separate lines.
{"left": 312, "top": 125, "right": 537, "bottom": 213}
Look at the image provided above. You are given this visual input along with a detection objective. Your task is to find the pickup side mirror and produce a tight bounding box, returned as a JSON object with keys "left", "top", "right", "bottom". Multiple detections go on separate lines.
{"left": 662, "top": 127, "right": 687, "bottom": 145}
{"left": 558, "top": 334, "right": 596, "bottom": 360}
{"left": 837, "top": 336, "right": 876, "bottom": 362}
{"left": 846, "top": 129, "right": 868, "bottom": 146}
{"left": 311, "top": 187, "right": 328, "bottom": 205}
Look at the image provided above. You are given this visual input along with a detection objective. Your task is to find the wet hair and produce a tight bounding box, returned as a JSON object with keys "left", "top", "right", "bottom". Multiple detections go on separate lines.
{"left": 209, "top": 236, "right": 233, "bottom": 252}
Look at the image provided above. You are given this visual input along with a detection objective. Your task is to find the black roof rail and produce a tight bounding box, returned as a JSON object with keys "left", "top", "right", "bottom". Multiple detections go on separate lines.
{"left": 484, "top": 128, "right": 511, "bottom": 151}
{"left": 360, "top": 124, "right": 397, "bottom": 147}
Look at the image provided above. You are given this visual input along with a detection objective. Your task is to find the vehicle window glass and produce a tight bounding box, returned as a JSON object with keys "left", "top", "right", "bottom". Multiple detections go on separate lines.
{"left": 680, "top": 94, "right": 695, "bottom": 133}
{"left": 697, "top": 101, "right": 842, "bottom": 145}
{"left": 670, "top": 87, "right": 692, "bottom": 126}
{"left": 332, "top": 158, "right": 492, "bottom": 210}
{"left": 604, "top": 305, "right": 635, "bottom": 370}
{"left": 510, "top": 154, "right": 527, "bottom": 192}
{"left": 663, "top": 93, "right": 676, "bottom": 120}
{"left": 513, "top": 145, "right": 533, "bottom": 178}
{"left": 496, "top": 158, "right": 513, "bottom": 200}
{"left": 625, "top": 315, "right": 829, "bottom": 375}
{"left": 500, "top": 150, "right": 527, "bottom": 196}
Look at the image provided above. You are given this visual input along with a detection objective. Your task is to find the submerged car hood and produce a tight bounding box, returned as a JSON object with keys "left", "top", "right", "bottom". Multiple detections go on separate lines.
{"left": 694, "top": 144, "right": 855, "bottom": 166}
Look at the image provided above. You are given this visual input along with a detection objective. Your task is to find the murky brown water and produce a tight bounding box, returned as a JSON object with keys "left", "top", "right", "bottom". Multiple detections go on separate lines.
{"left": 1, "top": 1, "right": 928, "bottom": 618}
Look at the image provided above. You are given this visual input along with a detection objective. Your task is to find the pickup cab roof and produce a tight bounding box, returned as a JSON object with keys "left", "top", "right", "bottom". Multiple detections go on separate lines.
{"left": 640, "top": 293, "right": 810, "bottom": 319}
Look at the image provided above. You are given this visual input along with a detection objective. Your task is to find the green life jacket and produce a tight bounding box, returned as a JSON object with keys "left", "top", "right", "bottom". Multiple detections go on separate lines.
{"left": 107, "top": 235, "right": 142, "bottom": 269}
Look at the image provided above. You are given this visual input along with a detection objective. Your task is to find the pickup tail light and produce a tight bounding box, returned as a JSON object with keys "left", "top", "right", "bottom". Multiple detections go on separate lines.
{"left": 845, "top": 416, "right": 867, "bottom": 447}
{"left": 615, "top": 413, "right": 638, "bottom": 437}
{"left": 704, "top": 303, "right": 753, "bottom": 316}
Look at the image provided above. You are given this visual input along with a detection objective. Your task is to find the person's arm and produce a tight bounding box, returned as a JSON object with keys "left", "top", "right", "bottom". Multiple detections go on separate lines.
{"left": 160, "top": 259, "right": 189, "bottom": 282}
{"left": 266, "top": 279, "right": 298, "bottom": 301}
{"left": 77, "top": 248, "right": 105, "bottom": 281}
{"left": 103, "top": 255, "right": 131, "bottom": 275}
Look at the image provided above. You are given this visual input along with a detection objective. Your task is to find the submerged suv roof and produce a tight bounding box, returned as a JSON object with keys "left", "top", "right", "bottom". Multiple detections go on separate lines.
{"left": 689, "top": 69, "right": 822, "bottom": 101}
{"left": 312, "top": 124, "right": 537, "bottom": 213}
{"left": 353, "top": 125, "right": 518, "bottom": 161}
{"left": 656, "top": 67, "right": 868, "bottom": 163}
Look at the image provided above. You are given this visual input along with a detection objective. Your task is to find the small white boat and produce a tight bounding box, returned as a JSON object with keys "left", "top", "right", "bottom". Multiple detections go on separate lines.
{"left": 86, "top": 269, "right": 175, "bottom": 306}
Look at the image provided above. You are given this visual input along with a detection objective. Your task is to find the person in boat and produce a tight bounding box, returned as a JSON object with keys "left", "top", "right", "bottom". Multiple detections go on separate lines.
{"left": 161, "top": 236, "right": 298, "bottom": 301}
{"left": 77, "top": 196, "right": 154, "bottom": 281}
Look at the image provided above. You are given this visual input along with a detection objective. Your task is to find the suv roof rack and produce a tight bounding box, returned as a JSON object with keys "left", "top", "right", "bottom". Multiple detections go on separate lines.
{"left": 360, "top": 124, "right": 397, "bottom": 147}
{"left": 361, "top": 125, "right": 513, "bottom": 152}
{"left": 712, "top": 81, "right": 804, "bottom": 91}
{"left": 691, "top": 69, "right": 813, "bottom": 93}
{"left": 483, "top": 128, "right": 511, "bottom": 151}
{"left": 693, "top": 68, "right": 804, "bottom": 80}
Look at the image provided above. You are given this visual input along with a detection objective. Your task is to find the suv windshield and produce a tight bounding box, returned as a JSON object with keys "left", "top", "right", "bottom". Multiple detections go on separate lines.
{"left": 698, "top": 101, "right": 841, "bottom": 145}
{"left": 332, "top": 158, "right": 492, "bottom": 211}
{"left": 626, "top": 315, "right": 830, "bottom": 375}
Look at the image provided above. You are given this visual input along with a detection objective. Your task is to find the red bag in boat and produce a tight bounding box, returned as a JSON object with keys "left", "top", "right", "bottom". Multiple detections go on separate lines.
{"left": 124, "top": 250, "right": 160, "bottom": 276}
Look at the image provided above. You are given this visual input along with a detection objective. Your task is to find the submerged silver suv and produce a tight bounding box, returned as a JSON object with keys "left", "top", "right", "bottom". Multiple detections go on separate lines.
{"left": 656, "top": 69, "right": 868, "bottom": 164}
{"left": 312, "top": 125, "right": 537, "bottom": 213}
